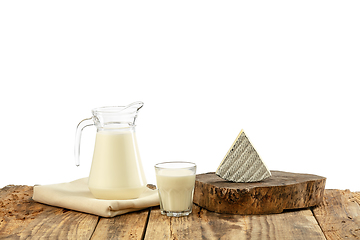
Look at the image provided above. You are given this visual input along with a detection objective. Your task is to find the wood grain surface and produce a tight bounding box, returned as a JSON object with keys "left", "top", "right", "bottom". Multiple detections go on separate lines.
{"left": 144, "top": 205, "right": 326, "bottom": 239}
{"left": 1, "top": 185, "right": 359, "bottom": 240}
{"left": 0, "top": 185, "right": 98, "bottom": 239}
{"left": 312, "top": 189, "right": 360, "bottom": 240}
{"left": 91, "top": 209, "right": 150, "bottom": 239}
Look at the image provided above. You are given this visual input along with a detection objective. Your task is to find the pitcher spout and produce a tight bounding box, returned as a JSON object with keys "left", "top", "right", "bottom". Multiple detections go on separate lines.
{"left": 124, "top": 101, "right": 144, "bottom": 126}
{"left": 126, "top": 101, "right": 144, "bottom": 112}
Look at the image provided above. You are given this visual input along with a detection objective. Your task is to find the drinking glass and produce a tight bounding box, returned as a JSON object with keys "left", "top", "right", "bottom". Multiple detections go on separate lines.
{"left": 155, "top": 162, "right": 196, "bottom": 217}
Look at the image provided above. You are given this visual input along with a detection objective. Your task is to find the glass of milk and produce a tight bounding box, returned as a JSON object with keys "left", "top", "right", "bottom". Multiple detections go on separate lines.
{"left": 155, "top": 162, "right": 196, "bottom": 217}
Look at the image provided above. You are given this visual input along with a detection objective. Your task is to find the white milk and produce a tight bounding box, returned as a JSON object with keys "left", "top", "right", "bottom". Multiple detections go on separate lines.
{"left": 156, "top": 169, "right": 196, "bottom": 212}
{"left": 88, "top": 130, "right": 147, "bottom": 200}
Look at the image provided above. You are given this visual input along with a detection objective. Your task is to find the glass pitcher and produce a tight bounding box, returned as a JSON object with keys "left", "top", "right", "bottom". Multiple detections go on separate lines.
{"left": 74, "top": 101, "right": 147, "bottom": 200}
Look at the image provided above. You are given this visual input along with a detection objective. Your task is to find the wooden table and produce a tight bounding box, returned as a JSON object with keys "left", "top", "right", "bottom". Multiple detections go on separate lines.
{"left": 1, "top": 185, "right": 360, "bottom": 239}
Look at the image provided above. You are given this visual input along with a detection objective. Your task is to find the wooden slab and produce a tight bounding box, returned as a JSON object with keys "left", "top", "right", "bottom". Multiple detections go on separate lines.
{"left": 193, "top": 171, "right": 326, "bottom": 214}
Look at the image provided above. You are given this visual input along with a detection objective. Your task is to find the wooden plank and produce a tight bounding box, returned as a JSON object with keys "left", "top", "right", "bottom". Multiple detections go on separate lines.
{"left": 0, "top": 185, "right": 98, "bottom": 240}
{"left": 351, "top": 192, "right": 360, "bottom": 204}
{"left": 91, "top": 208, "right": 150, "bottom": 239}
{"left": 144, "top": 206, "right": 171, "bottom": 239}
{"left": 145, "top": 204, "right": 326, "bottom": 240}
{"left": 0, "top": 185, "right": 35, "bottom": 238}
{"left": 194, "top": 171, "right": 326, "bottom": 214}
{"left": 312, "top": 189, "right": 360, "bottom": 240}
{"left": 245, "top": 209, "right": 326, "bottom": 240}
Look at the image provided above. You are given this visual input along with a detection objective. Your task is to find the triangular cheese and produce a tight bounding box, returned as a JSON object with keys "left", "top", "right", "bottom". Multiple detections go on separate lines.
{"left": 216, "top": 130, "right": 271, "bottom": 183}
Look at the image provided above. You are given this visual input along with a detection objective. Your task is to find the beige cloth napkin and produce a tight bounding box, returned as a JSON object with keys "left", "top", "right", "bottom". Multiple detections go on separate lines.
{"left": 32, "top": 178, "right": 159, "bottom": 217}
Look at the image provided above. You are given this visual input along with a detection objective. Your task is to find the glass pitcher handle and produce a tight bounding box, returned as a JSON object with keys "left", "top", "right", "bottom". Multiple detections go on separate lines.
{"left": 74, "top": 117, "right": 94, "bottom": 166}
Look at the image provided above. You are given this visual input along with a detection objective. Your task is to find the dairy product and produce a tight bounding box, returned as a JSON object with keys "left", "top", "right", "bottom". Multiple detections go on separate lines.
{"left": 88, "top": 130, "right": 147, "bottom": 200}
{"left": 156, "top": 168, "right": 196, "bottom": 212}
{"left": 216, "top": 129, "right": 271, "bottom": 183}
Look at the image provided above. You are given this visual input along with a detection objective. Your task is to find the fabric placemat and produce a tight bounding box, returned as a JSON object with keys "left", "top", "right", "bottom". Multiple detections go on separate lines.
{"left": 33, "top": 178, "right": 159, "bottom": 217}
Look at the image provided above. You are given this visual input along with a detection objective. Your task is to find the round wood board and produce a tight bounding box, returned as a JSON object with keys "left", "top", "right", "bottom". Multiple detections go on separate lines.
{"left": 193, "top": 171, "right": 326, "bottom": 215}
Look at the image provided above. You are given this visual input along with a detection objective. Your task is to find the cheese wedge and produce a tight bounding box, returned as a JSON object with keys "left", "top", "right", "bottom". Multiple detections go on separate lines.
{"left": 216, "top": 130, "right": 271, "bottom": 183}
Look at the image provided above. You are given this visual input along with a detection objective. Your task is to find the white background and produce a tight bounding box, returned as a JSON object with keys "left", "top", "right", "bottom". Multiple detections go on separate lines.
{"left": 1, "top": 1, "right": 359, "bottom": 191}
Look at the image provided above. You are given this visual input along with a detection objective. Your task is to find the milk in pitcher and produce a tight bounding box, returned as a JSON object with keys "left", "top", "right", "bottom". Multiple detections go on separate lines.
{"left": 88, "top": 129, "right": 147, "bottom": 200}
